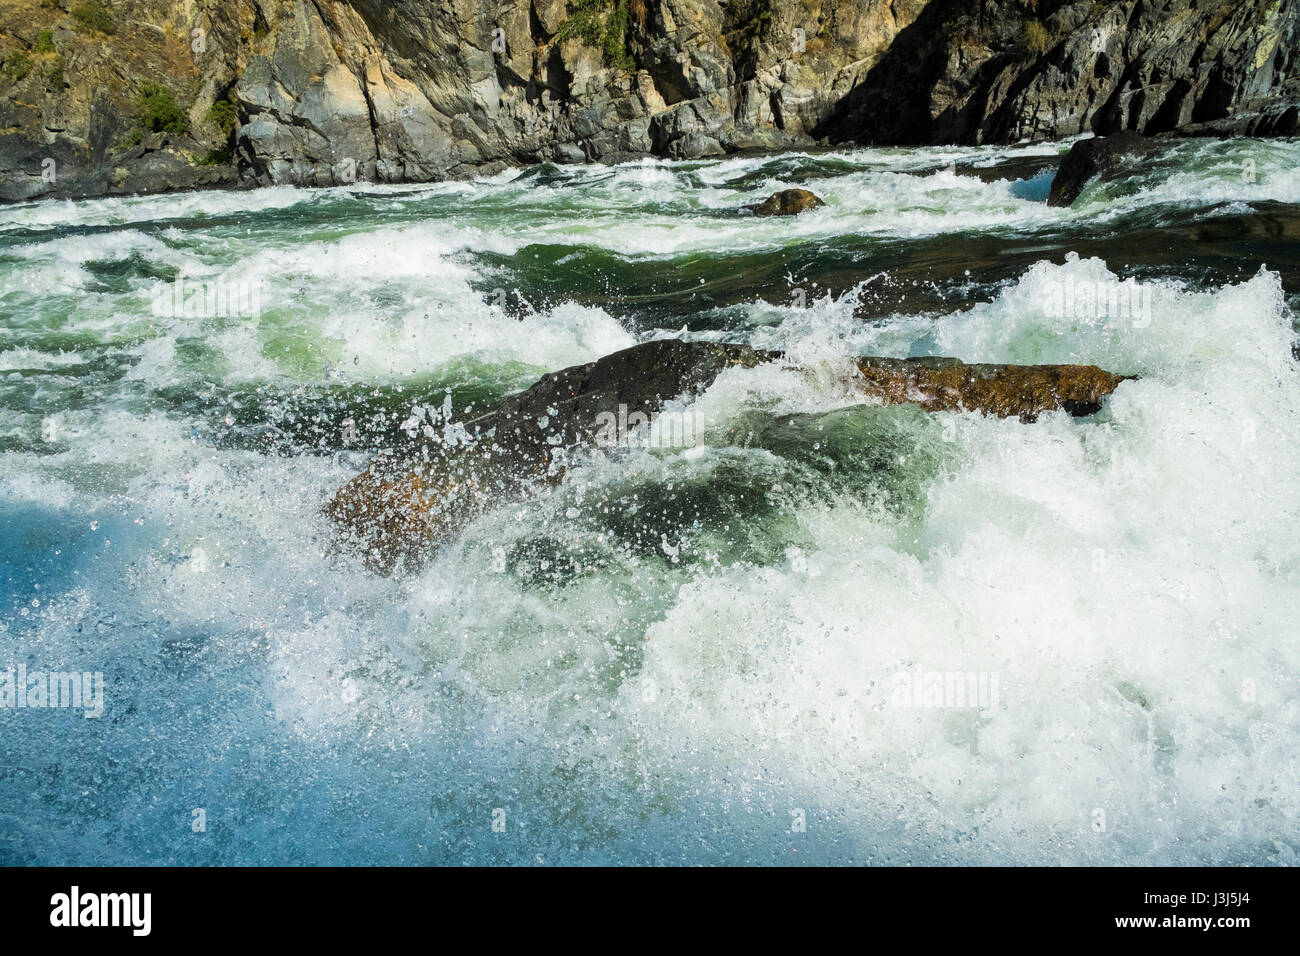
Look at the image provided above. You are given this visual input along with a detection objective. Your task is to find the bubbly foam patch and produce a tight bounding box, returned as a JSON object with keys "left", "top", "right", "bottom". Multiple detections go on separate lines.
{"left": 614, "top": 260, "right": 1300, "bottom": 863}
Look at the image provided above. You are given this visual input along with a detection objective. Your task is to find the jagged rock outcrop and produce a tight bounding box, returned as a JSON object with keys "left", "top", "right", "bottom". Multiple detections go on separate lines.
{"left": 1046, "top": 130, "right": 1162, "bottom": 206}
{"left": 326, "top": 339, "right": 1131, "bottom": 572}
{"left": 1, "top": 0, "right": 1296, "bottom": 201}
{"left": 824, "top": 0, "right": 1300, "bottom": 145}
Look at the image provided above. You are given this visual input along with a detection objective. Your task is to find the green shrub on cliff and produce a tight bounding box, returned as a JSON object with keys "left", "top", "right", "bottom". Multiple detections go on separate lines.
{"left": 72, "top": 0, "right": 116, "bottom": 35}
{"left": 557, "top": 4, "right": 603, "bottom": 45}
{"left": 3, "top": 51, "right": 32, "bottom": 83}
{"left": 1024, "top": 20, "right": 1049, "bottom": 54}
{"left": 207, "top": 100, "right": 239, "bottom": 137}
{"left": 727, "top": 0, "right": 774, "bottom": 43}
{"left": 32, "top": 29, "right": 62, "bottom": 88}
{"left": 557, "top": 0, "right": 635, "bottom": 72}
{"left": 197, "top": 144, "right": 234, "bottom": 166}
{"left": 602, "top": 3, "right": 633, "bottom": 70}
{"left": 197, "top": 98, "right": 238, "bottom": 163}
{"left": 128, "top": 82, "right": 190, "bottom": 143}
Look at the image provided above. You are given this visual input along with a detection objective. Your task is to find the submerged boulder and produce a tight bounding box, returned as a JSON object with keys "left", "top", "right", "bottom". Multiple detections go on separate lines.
{"left": 748, "top": 189, "right": 826, "bottom": 216}
{"left": 325, "top": 339, "right": 773, "bottom": 573}
{"left": 1047, "top": 132, "right": 1163, "bottom": 207}
{"left": 327, "top": 340, "right": 1131, "bottom": 573}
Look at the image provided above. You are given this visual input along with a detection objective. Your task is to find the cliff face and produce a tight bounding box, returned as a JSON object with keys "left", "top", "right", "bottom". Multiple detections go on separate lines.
{"left": 1, "top": 0, "right": 1297, "bottom": 201}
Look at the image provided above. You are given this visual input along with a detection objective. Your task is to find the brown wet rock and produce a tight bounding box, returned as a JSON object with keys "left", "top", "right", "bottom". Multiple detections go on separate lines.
{"left": 855, "top": 356, "right": 1134, "bottom": 422}
{"left": 748, "top": 189, "right": 826, "bottom": 217}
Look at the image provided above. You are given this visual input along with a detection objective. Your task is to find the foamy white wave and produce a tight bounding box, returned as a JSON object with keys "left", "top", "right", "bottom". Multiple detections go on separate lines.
{"left": 0, "top": 230, "right": 168, "bottom": 298}
{"left": 205, "top": 222, "right": 629, "bottom": 380}
{"left": 436, "top": 139, "right": 1300, "bottom": 255}
{"left": 605, "top": 260, "right": 1300, "bottom": 863}
{"left": 309, "top": 299, "right": 636, "bottom": 380}
{"left": 0, "top": 184, "right": 314, "bottom": 232}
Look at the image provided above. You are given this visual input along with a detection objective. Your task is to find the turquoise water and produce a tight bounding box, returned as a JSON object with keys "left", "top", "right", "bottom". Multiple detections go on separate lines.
{"left": 2, "top": 140, "right": 1299, "bottom": 864}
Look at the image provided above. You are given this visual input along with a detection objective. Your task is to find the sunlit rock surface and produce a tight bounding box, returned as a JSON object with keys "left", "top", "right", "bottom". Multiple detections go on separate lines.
{"left": 3, "top": 0, "right": 1297, "bottom": 200}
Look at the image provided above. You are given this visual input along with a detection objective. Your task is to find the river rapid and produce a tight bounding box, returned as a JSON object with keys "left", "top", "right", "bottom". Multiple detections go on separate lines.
{"left": 2, "top": 137, "right": 1298, "bottom": 864}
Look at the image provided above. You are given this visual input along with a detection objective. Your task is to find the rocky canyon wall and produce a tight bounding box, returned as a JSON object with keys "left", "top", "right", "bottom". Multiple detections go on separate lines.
{"left": 1, "top": 0, "right": 1296, "bottom": 200}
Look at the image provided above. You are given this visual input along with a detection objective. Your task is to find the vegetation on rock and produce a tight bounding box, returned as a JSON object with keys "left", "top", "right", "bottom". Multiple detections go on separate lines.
{"left": 124, "top": 82, "right": 190, "bottom": 145}
{"left": 557, "top": 0, "right": 635, "bottom": 72}
{"left": 71, "top": 0, "right": 116, "bottom": 35}
{"left": 207, "top": 100, "right": 239, "bottom": 138}
{"left": 1023, "top": 19, "right": 1049, "bottom": 54}
{"left": 2, "top": 50, "right": 31, "bottom": 83}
